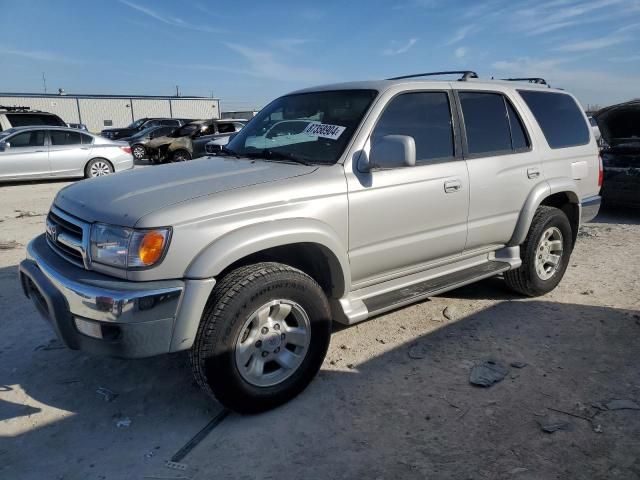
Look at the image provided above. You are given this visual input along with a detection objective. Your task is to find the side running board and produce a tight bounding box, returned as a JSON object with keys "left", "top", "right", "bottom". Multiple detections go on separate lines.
{"left": 362, "top": 261, "right": 510, "bottom": 317}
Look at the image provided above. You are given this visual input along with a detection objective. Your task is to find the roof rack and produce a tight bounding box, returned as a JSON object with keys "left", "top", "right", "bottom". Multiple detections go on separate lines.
{"left": 0, "top": 105, "right": 32, "bottom": 112}
{"left": 387, "top": 70, "right": 479, "bottom": 81}
{"left": 502, "top": 77, "right": 549, "bottom": 86}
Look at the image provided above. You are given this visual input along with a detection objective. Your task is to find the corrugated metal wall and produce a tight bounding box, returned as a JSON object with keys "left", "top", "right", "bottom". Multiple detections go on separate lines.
{"left": 0, "top": 96, "right": 80, "bottom": 123}
{"left": 1, "top": 96, "right": 220, "bottom": 132}
{"left": 131, "top": 99, "right": 171, "bottom": 119}
{"left": 170, "top": 99, "right": 219, "bottom": 120}
{"left": 78, "top": 98, "right": 133, "bottom": 132}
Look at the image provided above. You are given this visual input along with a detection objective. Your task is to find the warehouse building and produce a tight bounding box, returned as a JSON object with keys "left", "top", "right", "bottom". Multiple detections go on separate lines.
{"left": 0, "top": 92, "right": 220, "bottom": 132}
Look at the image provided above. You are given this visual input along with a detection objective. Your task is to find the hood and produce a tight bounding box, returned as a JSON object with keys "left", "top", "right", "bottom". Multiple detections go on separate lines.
{"left": 594, "top": 100, "right": 640, "bottom": 148}
{"left": 54, "top": 157, "right": 317, "bottom": 227}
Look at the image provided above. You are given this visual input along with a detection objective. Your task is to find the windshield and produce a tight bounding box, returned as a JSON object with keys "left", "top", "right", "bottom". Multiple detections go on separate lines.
{"left": 128, "top": 118, "right": 147, "bottom": 129}
{"left": 226, "top": 89, "right": 378, "bottom": 165}
{"left": 131, "top": 125, "right": 159, "bottom": 139}
{"left": 0, "top": 129, "right": 18, "bottom": 141}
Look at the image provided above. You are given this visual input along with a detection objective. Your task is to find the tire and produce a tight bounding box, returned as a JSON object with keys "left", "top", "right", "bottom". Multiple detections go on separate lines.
{"left": 171, "top": 149, "right": 191, "bottom": 162}
{"left": 504, "top": 206, "right": 573, "bottom": 296}
{"left": 190, "top": 262, "right": 332, "bottom": 414}
{"left": 132, "top": 144, "right": 146, "bottom": 160}
{"left": 85, "top": 158, "right": 114, "bottom": 178}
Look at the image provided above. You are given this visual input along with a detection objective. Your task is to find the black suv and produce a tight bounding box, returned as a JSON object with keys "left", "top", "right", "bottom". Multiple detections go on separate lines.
{"left": 0, "top": 106, "right": 67, "bottom": 131}
{"left": 100, "top": 117, "right": 190, "bottom": 140}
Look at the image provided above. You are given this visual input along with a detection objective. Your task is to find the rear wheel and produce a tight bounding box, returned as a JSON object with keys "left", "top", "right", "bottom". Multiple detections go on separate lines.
{"left": 504, "top": 206, "right": 573, "bottom": 296}
{"left": 190, "top": 262, "right": 332, "bottom": 413}
{"left": 132, "top": 144, "right": 146, "bottom": 160}
{"left": 85, "top": 158, "right": 114, "bottom": 178}
{"left": 171, "top": 149, "right": 191, "bottom": 162}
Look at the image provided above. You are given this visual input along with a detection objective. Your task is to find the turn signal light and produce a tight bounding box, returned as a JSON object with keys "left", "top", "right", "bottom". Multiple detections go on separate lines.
{"left": 138, "top": 231, "right": 166, "bottom": 265}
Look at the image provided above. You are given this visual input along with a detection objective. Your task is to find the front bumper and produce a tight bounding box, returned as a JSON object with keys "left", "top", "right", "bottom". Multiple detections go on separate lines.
{"left": 19, "top": 235, "right": 214, "bottom": 358}
{"left": 580, "top": 195, "right": 601, "bottom": 224}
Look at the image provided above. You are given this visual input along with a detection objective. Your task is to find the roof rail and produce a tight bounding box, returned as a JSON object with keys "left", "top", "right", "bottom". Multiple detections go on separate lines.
{"left": 0, "top": 105, "right": 32, "bottom": 112}
{"left": 502, "top": 77, "right": 549, "bottom": 86}
{"left": 387, "top": 70, "right": 479, "bottom": 81}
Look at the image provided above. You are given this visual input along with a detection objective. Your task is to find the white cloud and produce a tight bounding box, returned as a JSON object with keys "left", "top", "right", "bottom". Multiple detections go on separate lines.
{"left": 382, "top": 38, "right": 418, "bottom": 56}
{"left": 556, "top": 34, "right": 630, "bottom": 52}
{"left": 269, "top": 38, "right": 312, "bottom": 53}
{"left": 119, "top": 0, "right": 222, "bottom": 33}
{"left": 444, "top": 25, "right": 479, "bottom": 46}
{"left": 0, "top": 45, "right": 78, "bottom": 63}
{"left": 454, "top": 46, "right": 468, "bottom": 59}
{"left": 223, "top": 43, "right": 329, "bottom": 82}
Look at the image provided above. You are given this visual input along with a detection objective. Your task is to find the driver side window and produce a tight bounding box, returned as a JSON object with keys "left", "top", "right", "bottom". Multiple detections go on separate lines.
{"left": 371, "top": 92, "right": 455, "bottom": 165}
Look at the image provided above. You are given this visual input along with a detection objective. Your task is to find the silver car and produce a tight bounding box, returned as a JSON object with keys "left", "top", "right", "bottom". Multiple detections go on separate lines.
{"left": 0, "top": 126, "right": 133, "bottom": 182}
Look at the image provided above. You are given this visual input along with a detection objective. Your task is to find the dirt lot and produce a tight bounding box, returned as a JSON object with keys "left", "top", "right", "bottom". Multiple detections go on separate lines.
{"left": 1, "top": 176, "right": 639, "bottom": 480}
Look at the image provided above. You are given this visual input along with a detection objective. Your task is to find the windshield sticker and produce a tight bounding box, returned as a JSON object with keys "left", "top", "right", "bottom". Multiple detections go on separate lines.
{"left": 302, "top": 122, "right": 346, "bottom": 140}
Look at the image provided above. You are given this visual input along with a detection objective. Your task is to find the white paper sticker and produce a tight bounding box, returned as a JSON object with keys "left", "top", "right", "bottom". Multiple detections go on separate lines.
{"left": 302, "top": 122, "right": 346, "bottom": 140}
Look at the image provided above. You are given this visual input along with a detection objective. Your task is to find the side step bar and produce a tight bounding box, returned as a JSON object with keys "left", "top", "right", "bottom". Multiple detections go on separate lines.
{"left": 333, "top": 259, "right": 513, "bottom": 325}
{"left": 363, "top": 260, "right": 509, "bottom": 315}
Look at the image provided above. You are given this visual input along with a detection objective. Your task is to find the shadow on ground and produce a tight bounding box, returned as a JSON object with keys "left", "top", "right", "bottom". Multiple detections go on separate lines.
{"left": 2, "top": 259, "right": 639, "bottom": 479}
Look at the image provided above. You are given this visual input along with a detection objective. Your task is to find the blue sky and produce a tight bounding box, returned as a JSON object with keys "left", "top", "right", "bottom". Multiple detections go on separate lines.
{"left": 1, "top": 0, "right": 639, "bottom": 110}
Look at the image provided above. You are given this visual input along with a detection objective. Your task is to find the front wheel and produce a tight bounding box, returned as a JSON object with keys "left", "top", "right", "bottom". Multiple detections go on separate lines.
{"left": 504, "top": 206, "right": 573, "bottom": 296}
{"left": 190, "top": 262, "right": 332, "bottom": 413}
{"left": 171, "top": 149, "right": 191, "bottom": 162}
{"left": 85, "top": 158, "right": 114, "bottom": 178}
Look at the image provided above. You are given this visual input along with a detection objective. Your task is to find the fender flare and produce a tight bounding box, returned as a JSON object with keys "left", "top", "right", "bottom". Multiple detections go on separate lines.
{"left": 508, "top": 178, "right": 580, "bottom": 246}
{"left": 185, "top": 218, "right": 351, "bottom": 297}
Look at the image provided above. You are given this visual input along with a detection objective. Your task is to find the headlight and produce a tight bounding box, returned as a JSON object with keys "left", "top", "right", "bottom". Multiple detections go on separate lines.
{"left": 90, "top": 223, "right": 171, "bottom": 269}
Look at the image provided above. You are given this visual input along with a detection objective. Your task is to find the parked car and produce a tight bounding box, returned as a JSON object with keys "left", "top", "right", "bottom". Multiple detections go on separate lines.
{"left": 67, "top": 123, "right": 88, "bottom": 131}
{"left": 0, "top": 126, "right": 133, "bottom": 182}
{"left": 122, "top": 125, "right": 178, "bottom": 160}
{"left": 146, "top": 119, "right": 245, "bottom": 162}
{"left": 100, "top": 117, "right": 188, "bottom": 140}
{"left": 594, "top": 100, "right": 640, "bottom": 208}
{"left": 19, "top": 71, "right": 601, "bottom": 414}
{"left": 0, "top": 106, "right": 66, "bottom": 131}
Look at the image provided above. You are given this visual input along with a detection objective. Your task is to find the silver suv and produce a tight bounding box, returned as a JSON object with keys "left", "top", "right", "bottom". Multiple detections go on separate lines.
{"left": 19, "top": 71, "right": 601, "bottom": 413}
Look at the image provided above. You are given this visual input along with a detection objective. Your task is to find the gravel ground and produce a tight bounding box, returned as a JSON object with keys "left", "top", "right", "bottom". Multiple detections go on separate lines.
{"left": 1, "top": 175, "right": 639, "bottom": 480}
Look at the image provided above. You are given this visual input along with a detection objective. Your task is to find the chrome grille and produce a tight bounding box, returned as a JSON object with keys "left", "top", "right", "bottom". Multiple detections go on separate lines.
{"left": 46, "top": 206, "right": 91, "bottom": 268}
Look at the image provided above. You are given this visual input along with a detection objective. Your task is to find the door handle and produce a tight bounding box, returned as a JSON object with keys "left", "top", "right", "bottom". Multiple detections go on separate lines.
{"left": 527, "top": 167, "right": 540, "bottom": 179}
{"left": 444, "top": 179, "right": 462, "bottom": 193}
{"left": 35, "top": 150, "right": 46, "bottom": 153}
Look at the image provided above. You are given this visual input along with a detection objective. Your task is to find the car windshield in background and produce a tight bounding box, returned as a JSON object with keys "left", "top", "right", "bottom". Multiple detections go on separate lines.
{"left": 226, "top": 90, "right": 378, "bottom": 165}
{"left": 131, "top": 126, "right": 159, "bottom": 138}
{"left": 128, "top": 119, "right": 147, "bottom": 129}
{"left": 6, "top": 114, "right": 65, "bottom": 127}
{"left": 174, "top": 124, "right": 201, "bottom": 137}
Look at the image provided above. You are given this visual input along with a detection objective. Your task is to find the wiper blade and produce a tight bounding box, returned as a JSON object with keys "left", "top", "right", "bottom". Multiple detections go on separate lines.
{"left": 249, "top": 149, "right": 312, "bottom": 166}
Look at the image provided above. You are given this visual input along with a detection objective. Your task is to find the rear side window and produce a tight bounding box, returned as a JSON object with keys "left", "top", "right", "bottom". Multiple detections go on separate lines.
{"left": 372, "top": 92, "right": 455, "bottom": 164}
{"left": 506, "top": 101, "right": 529, "bottom": 150}
{"left": 459, "top": 92, "right": 511, "bottom": 155}
{"left": 7, "top": 113, "right": 65, "bottom": 127}
{"left": 518, "top": 90, "right": 589, "bottom": 148}
{"left": 217, "top": 123, "right": 236, "bottom": 134}
{"left": 50, "top": 130, "right": 82, "bottom": 146}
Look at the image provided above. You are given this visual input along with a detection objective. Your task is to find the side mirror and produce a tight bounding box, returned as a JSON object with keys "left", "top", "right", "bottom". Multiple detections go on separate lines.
{"left": 362, "top": 135, "right": 416, "bottom": 171}
{"left": 0, "top": 141, "right": 10, "bottom": 152}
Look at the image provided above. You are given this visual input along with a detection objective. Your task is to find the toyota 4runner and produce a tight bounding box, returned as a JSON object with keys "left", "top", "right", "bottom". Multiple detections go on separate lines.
{"left": 19, "top": 71, "right": 601, "bottom": 413}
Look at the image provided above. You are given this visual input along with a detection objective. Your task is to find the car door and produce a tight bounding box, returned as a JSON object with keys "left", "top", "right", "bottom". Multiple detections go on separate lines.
{"left": 346, "top": 91, "right": 469, "bottom": 286}
{"left": 48, "top": 129, "right": 92, "bottom": 177}
{"left": 0, "top": 129, "right": 49, "bottom": 181}
{"left": 455, "top": 89, "right": 542, "bottom": 250}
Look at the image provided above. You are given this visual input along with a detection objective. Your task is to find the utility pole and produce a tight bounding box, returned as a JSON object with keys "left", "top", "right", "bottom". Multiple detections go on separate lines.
{"left": 42, "top": 72, "right": 47, "bottom": 94}
{"left": 175, "top": 85, "right": 180, "bottom": 97}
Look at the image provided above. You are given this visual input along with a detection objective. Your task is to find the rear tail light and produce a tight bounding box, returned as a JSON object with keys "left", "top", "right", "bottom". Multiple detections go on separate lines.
{"left": 598, "top": 154, "right": 603, "bottom": 188}
{"left": 120, "top": 146, "right": 132, "bottom": 155}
